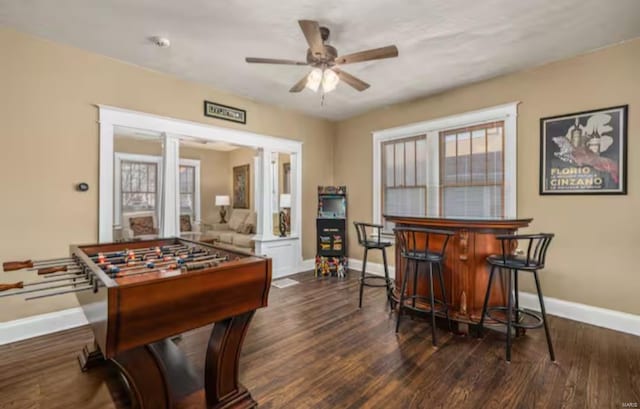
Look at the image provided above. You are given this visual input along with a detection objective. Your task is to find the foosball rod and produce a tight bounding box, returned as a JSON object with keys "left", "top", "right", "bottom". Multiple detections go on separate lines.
{"left": 85, "top": 243, "right": 186, "bottom": 258}
{"left": 0, "top": 275, "right": 92, "bottom": 291}
{"left": 25, "top": 285, "right": 95, "bottom": 301}
{"left": 112, "top": 256, "right": 226, "bottom": 278}
{"left": 107, "top": 255, "right": 226, "bottom": 277}
{"left": 99, "top": 251, "right": 212, "bottom": 271}
{"left": 26, "top": 245, "right": 187, "bottom": 270}
{"left": 3, "top": 244, "right": 189, "bottom": 270}
{"left": 0, "top": 279, "right": 91, "bottom": 298}
{"left": 114, "top": 264, "right": 181, "bottom": 278}
{"left": 42, "top": 270, "right": 88, "bottom": 279}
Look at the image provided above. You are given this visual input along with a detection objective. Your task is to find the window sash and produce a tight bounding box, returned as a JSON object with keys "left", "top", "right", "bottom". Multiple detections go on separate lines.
{"left": 179, "top": 165, "right": 196, "bottom": 215}
{"left": 381, "top": 135, "right": 427, "bottom": 230}
{"left": 439, "top": 122, "right": 505, "bottom": 218}
{"left": 121, "top": 161, "right": 158, "bottom": 213}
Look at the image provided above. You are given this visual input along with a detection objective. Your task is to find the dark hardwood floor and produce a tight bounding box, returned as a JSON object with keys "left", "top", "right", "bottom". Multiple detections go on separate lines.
{"left": 1, "top": 271, "right": 638, "bottom": 409}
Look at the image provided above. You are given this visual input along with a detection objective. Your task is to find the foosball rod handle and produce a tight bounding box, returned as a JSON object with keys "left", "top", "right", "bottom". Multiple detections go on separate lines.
{"left": 0, "top": 282, "right": 24, "bottom": 291}
{"left": 2, "top": 261, "right": 33, "bottom": 271}
{"left": 37, "top": 266, "right": 68, "bottom": 275}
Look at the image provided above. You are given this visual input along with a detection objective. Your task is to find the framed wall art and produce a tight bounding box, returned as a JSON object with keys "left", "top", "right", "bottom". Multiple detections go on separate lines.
{"left": 204, "top": 100, "right": 246, "bottom": 124}
{"left": 233, "top": 164, "right": 251, "bottom": 208}
{"left": 540, "top": 105, "right": 628, "bottom": 195}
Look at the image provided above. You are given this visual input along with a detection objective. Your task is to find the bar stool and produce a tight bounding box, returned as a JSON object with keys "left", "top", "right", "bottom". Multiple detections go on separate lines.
{"left": 353, "top": 222, "right": 394, "bottom": 309}
{"left": 480, "top": 233, "right": 555, "bottom": 362}
{"left": 394, "top": 226, "right": 453, "bottom": 347}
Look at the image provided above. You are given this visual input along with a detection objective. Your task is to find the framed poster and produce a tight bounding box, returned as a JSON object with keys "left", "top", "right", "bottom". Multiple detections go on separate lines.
{"left": 540, "top": 105, "right": 627, "bottom": 195}
{"left": 204, "top": 100, "right": 246, "bottom": 124}
{"left": 233, "top": 164, "right": 250, "bottom": 208}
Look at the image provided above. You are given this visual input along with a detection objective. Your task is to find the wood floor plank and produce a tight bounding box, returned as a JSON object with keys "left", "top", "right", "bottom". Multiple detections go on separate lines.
{"left": 0, "top": 271, "right": 638, "bottom": 409}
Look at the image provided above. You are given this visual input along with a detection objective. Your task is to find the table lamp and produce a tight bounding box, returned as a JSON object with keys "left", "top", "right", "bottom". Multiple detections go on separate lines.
{"left": 278, "top": 194, "right": 291, "bottom": 237}
{"left": 215, "top": 195, "right": 230, "bottom": 224}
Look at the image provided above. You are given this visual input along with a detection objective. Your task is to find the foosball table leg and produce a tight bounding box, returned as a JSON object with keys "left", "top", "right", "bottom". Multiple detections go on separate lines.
{"left": 205, "top": 311, "right": 258, "bottom": 409}
{"left": 78, "top": 341, "right": 106, "bottom": 372}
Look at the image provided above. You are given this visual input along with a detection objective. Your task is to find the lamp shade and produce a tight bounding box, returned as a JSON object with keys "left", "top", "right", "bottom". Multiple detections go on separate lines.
{"left": 215, "top": 195, "right": 230, "bottom": 206}
{"left": 322, "top": 69, "right": 339, "bottom": 93}
{"left": 305, "top": 68, "right": 322, "bottom": 92}
{"left": 279, "top": 193, "right": 291, "bottom": 208}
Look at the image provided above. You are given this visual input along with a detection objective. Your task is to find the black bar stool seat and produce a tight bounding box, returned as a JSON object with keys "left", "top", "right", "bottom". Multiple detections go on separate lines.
{"left": 353, "top": 222, "right": 394, "bottom": 309}
{"left": 480, "top": 233, "right": 556, "bottom": 362}
{"left": 394, "top": 226, "right": 454, "bottom": 347}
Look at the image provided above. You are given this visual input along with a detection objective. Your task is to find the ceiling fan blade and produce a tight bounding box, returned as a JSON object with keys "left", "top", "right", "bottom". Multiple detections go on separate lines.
{"left": 245, "top": 57, "right": 308, "bottom": 66}
{"left": 289, "top": 73, "right": 310, "bottom": 93}
{"left": 335, "top": 45, "right": 399, "bottom": 65}
{"left": 333, "top": 68, "right": 370, "bottom": 91}
{"left": 298, "top": 20, "right": 325, "bottom": 58}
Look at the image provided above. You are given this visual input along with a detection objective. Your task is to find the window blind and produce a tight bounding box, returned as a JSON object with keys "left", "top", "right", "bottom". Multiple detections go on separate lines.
{"left": 382, "top": 135, "right": 427, "bottom": 230}
{"left": 439, "top": 122, "right": 505, "bottom": 218}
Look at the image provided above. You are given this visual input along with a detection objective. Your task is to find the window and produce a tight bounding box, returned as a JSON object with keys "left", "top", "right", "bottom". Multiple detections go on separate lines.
{"left": 180, "top": 165, "right": 196, "bottom": 216}
{"left": 373, "top": 103, "right": 517, "bottom": 229}
{"left": 121, "top": 161, "right": 158, "bottom": 213}
{"left": 114, "top": 153, "right": 201, "bottom": 228}
{"left": 440, "top": 122, "right": 504, "bottom": 218}
{"left": 382, "top": 136, "right": 427, "bottom": 229}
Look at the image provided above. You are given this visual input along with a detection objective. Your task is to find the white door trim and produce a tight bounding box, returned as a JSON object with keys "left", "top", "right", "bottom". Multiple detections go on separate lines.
{"left": 98, "top": 105, "right": 303, "bottom": 255}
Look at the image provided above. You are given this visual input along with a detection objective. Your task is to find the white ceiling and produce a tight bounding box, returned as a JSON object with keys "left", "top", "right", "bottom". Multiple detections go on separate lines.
{"left": 2, "top": 0, "right": 639, "bottom": 120}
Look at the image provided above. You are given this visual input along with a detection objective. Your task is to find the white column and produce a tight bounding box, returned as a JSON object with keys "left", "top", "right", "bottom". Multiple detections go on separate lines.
{"left": 98, "top": 121, "right": 114, "bottom": 243}
{"left": 161, "top": 133, "right": 180, "bottom": 237}
{"left": 289, "top": 151, "right": 301, "bottom": 237}
{"left": 253, "top": 152, "right": 262, "bottom": 235}
{"left": 271, "top": 152, "right": 280, "bottom": 214}
{"left": 255, "top": 148, "right": 274, "bottom": 239}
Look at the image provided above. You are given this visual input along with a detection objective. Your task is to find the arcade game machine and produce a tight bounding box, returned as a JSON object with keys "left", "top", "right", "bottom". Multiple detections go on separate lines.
{"left": 315, "top": 186, "right": 348, "bottom": 277}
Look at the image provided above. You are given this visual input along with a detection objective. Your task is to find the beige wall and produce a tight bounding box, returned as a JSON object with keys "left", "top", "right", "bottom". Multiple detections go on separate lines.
{"left": 335, "top": 39, "right": 640, "bottom": 315}
{"left": 0, "top": 28, "right": 335, "bottom": 321}
{"left": 180, "top": 146, "right": 231, "bottom": 226}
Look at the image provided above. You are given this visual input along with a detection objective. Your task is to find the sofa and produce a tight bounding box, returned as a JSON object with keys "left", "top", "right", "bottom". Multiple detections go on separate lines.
{"left": 207, "top": 209, "right": 256, "bottom": 252}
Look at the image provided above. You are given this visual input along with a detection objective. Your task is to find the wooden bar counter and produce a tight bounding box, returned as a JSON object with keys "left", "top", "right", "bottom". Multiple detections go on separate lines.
{"left": 384, "top": 214, "right": 532, "bottom": 333}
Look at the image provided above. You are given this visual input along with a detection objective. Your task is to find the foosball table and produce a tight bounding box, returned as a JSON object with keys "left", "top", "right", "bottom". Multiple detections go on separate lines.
{"left": 1, "top": 238, "right": 272, "bottom": 409}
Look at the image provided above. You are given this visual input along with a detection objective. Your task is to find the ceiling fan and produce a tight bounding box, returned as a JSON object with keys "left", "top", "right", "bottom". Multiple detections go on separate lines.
{"left": 245, "top": 20, "right": 398, "bottom": 93}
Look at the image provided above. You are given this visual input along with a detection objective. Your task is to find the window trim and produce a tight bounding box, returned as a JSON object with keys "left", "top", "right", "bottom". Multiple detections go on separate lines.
{"left": 114, "top": 152, "right": 201, "bottom": 227}
{"left": 372, "top": 102, "right": 518, "bottom": 227}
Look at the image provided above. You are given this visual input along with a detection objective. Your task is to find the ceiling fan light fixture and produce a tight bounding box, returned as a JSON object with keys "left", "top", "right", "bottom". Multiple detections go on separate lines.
{"left": 305, "top": 68, "right": 322, "bottom": 92}
{"left": 322, "top": 69, "right": 339, "bottom": 93}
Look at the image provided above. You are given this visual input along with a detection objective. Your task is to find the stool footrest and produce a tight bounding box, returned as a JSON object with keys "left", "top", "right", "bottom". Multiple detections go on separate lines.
{"left": 485, "top": 307, "right": 544, "bottom": 329}
{"left": 360, "top": 275, "right": 392, "bottom": 288}
{"left": 400, "top": 296, "right": 448, "bottom": 315}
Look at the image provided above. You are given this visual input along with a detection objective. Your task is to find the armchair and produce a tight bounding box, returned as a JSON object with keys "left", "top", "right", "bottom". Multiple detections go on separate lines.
{"left": 180, "top": 214, "right": 211, "bottom": 240}
{"left": 122, "top": 211, "right": 159, "bottom": 241}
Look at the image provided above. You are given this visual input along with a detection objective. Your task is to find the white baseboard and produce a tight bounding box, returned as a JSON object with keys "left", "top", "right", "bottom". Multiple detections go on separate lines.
{"left": 298, "top": 258, "right": 315, "bottom": 273}
{"left": 0, "top": 307, "right": 88, "bottom": 345}
{"left": 349, "top": 257, "right": 639, "bottom": 337}
{"left": 518, "top": 292, "right": 640, "bottom": 337}
{"left": 348, "top": 257, "right": 396, "bottom": 278}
